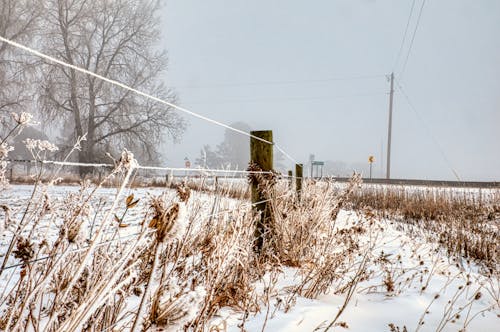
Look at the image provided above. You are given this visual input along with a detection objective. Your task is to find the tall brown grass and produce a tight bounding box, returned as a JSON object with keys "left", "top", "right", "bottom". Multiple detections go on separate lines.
{"left": 348, "top": 185, "right": 499, "bottom": 273}
{"left": 2, "top": 114, "right": 497, "bottom": 331}
{"left": 0, "top": 149, "right": 372, "bottom": 331}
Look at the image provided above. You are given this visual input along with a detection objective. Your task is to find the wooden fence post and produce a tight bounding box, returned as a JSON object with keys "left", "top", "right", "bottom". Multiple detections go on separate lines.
{"left": 250, "top": 130, "right": 273, "bottom": 253}
{"left": 214, "top": 175, "right": 219, "bottom": 192}
{"left": 295, "top": 163, "right": 303, "bottom": 201}
{"left": 288, "top": 170, "right": 293, "bottom": 189}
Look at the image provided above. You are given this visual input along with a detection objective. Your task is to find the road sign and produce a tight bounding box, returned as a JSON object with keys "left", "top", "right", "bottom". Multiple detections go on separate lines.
{"left": 368, "top": 156, "right": 375, "bottom": 163}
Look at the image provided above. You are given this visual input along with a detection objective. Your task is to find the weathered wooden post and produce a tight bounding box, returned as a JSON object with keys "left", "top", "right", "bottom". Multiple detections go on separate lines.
{"left": 214, "top": 175, "right": 219, "bottom": 192}
{"left": 287, "top": 170, "right": 293, "bottom": 189}
{"left": 250, "top": 130, "right": 273, "bottom": 253}
{"left": 295, "top": 163, "right": 303, "bottom": 201}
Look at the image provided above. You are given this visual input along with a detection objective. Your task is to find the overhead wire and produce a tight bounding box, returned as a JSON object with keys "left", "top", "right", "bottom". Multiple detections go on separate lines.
{"left": 171, "top": 74, "right": 386, "bottom": 89}
{"left": 390, "top": 1, "right": 460, "bottom": 181}
{"left": 393, "top": 0, "right": 417, "bottom": 71}
{"left": 395, "top": 79, "right": 462, "bottom": 181}
{"left": 184, "top": 92, "right": 387, "bottom": 105}
{"left": 399, "top": 0, "right": 427, "bottom": 78}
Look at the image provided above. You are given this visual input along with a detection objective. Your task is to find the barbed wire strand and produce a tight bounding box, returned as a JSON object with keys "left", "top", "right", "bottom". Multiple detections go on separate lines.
{"left": 1, "top": 190, "right": 292, "bottom": 271}
{"left": 41, "top": 160, "right": 114, "bottom": 168}
{"left": 1, "top": 229, "right": 155, "bottom": 271}
{"left": 275, "top": 144, "right": 298, "bottom": 165}
{"left": 10, "top": 159, "right": 303, "bottom": 180}
{"left": 0, "top": 36, "right": 298, "bottom": 156}
{"left": 137, "top": 164, "right": 273, "bottom": 175}
{"left": 38, "top": 159, "right": 280, "bottom": 175}
{"left": 12, "top": 156, "right": 302, "bottom": 181}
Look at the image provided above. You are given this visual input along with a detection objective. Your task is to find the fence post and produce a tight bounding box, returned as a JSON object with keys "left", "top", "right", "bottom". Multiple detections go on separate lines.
{"left": 295, "top": 163, "right": 303, "bottom": 201}
{"left": 166, "top": 170, "right": 173, "bottom": 188}
{"left": 250, "top": 130, "right": 273, "bottom": 253}
{"left": 288, "top": 170, "right": 293, "bottom": 189}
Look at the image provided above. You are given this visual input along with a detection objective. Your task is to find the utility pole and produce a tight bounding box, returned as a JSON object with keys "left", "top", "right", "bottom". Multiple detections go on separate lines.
{"left": 386, "top": 72, "right": 394, "bottom": 179}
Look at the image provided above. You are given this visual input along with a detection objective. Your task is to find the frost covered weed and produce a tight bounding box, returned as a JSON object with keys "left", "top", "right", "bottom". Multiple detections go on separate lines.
{"left": 261, "top": 175, "right": 370, "bottom": 301}
{"left": 0, "top": 154, "right": 374, "bottom": 331}
{"left": 1, "top": 112, "right": 37, "bottom": 190}
{"left": 349, "top": 185, "right": 500, "bottom": 271}
{"left": 1, "top": 125, "right": 498, "bottom": 331}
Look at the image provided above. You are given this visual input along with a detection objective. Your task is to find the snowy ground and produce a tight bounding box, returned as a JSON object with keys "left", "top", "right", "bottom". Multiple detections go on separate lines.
{"left": 0, "top": 184, "right": 498, "bottom": 331}
{"left": 218, "top": 210, "right": 499, "bottom": 331}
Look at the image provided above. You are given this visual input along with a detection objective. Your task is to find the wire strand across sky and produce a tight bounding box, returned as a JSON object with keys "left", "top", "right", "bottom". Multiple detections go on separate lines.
{"left": 0, "top": 36, "right": 279, "bottom": 148}
{"left": 0, "top": 35, "right": 306, "bottom": 166}
{"left": 395, "top": 79, "right": 462, "bottom": 181}
{"left": 393, "top": 0, "right": 417, "bottom": 71}
{"left": 399, "top": 0, "right": 427, "bottom": 78}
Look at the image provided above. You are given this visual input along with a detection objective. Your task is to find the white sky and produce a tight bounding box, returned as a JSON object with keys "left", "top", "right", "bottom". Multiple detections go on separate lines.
{"left": 160, "top": 0, "right": 500, "bottom": 181}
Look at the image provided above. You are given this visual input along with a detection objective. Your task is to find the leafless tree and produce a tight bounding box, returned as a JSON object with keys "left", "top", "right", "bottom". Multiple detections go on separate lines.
{"left": 39, "top": 0, "right": 185, "bottom": 171}
{"left": 0, "top": 0, "right": 40, "bottom": 126}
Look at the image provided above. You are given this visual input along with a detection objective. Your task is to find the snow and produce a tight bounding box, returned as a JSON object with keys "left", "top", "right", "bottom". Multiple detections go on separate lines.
{"left": 1, "top": 184, "right": 498, "bottom": 331}
{"left": 218, "top": 210, "right": 499, "bottom": 331}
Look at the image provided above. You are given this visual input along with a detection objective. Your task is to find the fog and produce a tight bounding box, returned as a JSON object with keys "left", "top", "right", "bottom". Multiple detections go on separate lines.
{"left": 159, "top": 0, "right": 500, "bottom": 181}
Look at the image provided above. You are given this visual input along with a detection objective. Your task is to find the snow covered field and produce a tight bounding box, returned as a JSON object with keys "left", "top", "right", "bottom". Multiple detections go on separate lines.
{"left": 221, "top": 210, "right": 499, "bottom": 331}
{"left": 0, "top": 182, "right": 498, "bottom": 331}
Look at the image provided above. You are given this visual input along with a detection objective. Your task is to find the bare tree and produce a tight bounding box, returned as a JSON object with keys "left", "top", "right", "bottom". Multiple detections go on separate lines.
{"left": 0, "top": 0, "right": 40, "bottom": 125}
{"left": 39, "top": 0, "right": 185, "bottom": 171}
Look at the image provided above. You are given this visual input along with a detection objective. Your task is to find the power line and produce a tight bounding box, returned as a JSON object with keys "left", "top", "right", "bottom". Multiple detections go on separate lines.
{"left": 170, "top": 74, "right": 386, "bottom": 89}
{"left": 184, "top": 92, "right": 387, "bottom": 106}
{"left": 393, "top": 0, "right": 417, "bottom": 71}
{"left": 395, "top": 80, "right": 462, "bottom": 181}
{"left": 400, "top": 0, "right": 427, "bottom": 78}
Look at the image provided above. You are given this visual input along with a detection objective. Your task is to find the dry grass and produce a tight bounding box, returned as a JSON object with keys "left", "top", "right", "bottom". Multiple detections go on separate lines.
{"left": 1, "top": 115, "right": 498, "bottom": 331}
{"left": 2, "top": 166, "right": 497, "bottom": 330}
{"left": 0, "top": 149, "right": 371, "bottom": 331}
{"left": 347, "top": 185, "right": 500, "bottom": 272}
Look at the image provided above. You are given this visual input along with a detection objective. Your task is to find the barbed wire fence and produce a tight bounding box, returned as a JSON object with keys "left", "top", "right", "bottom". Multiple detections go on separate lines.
{"left": 0, "top": 35, "right": 303, "bottom": 188}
